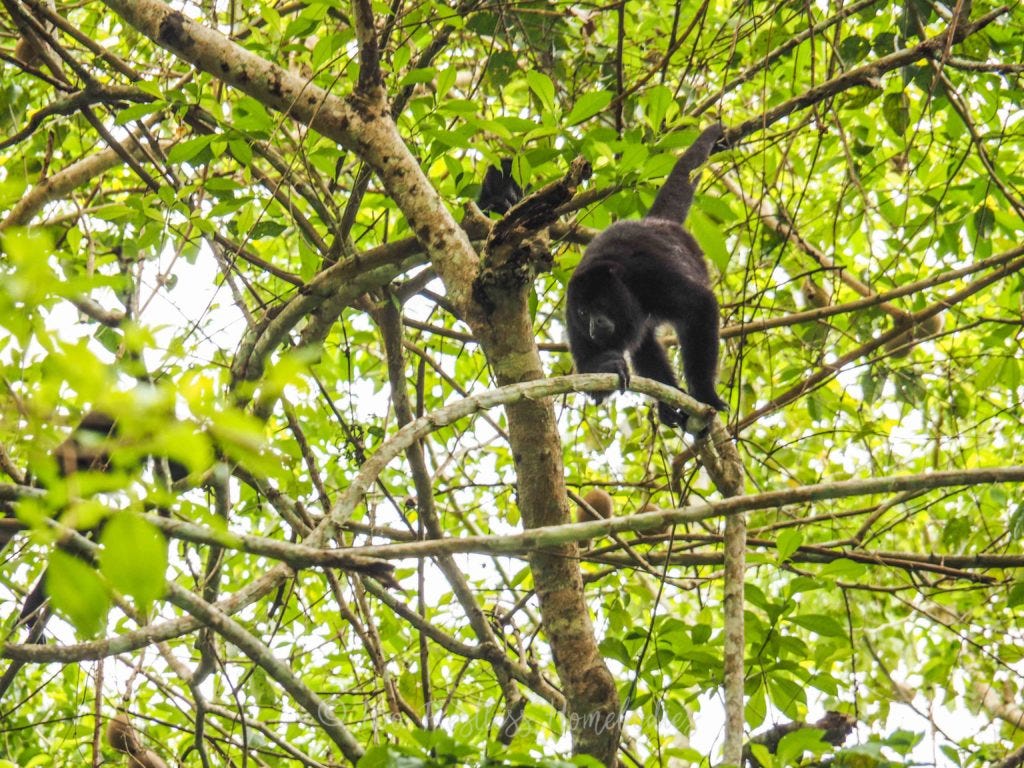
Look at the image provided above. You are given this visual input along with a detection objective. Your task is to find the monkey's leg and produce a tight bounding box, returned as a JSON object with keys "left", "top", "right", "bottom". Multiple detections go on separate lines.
{"left": 631, "top": 330, "right": 689, "bottom": 428}
{"left": 675, "top": 289, "right": 728, "bottom": 413}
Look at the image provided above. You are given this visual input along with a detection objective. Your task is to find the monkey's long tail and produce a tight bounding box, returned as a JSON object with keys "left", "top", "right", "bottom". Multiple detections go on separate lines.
{"left": 646, "top": 123, "right": 724, "bottom": 222}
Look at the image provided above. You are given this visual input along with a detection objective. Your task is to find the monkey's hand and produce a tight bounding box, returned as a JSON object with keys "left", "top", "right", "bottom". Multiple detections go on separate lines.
{"left": 614, "top": 359, "right": 630, "bottom": 393}
{"left": 691, "top": 388, "right": 729, "bottom": 414}
{"left": 660, "top": 406, "right": 712, "bottom": 439}
{"left": 661, "top": 390, "right": 727, "bottom": 437}
{"left": 705, "top": 122, "right": 725, "bottom": 145}
{"left": 657, "top": 401, "right": 689, "bottom": 430}
{"left": 583, "top": 353, "right": 630, "bottom": 403}
{"left": 709, "top": 123, "right": 730, "bottom": 154}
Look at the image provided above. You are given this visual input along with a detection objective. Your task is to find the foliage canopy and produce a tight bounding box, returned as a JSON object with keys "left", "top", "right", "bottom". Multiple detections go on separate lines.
{"left": 1, "top": 0, "right": 1024, "bottom": 766}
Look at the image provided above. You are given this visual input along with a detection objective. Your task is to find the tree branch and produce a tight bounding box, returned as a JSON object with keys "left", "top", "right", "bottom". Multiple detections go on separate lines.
{"left": 350, "top": 0, "right": 383, "bottom": 92}
{"left": 720, "top": 6, "right": 1009, "bottom": 148}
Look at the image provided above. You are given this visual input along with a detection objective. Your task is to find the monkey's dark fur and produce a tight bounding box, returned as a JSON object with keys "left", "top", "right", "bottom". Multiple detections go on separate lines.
{"left": 477, "top": 158, "right": 522, "bottom": 215}
{"left": 13, "top": 413, "right": 188, "bottom": 632}
{"left": 567, "top": 124, "right": 727, "bottom": 432}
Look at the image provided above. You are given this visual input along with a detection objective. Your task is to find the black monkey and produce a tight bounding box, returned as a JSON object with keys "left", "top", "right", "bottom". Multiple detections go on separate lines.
{"left": 566, "top": 124, "right": 728, "bottom": 433}
{"left": 477, "top": 158, "right": 523, "bottom": 215}
{"left": 9, "top": 413, "right": 188, "bottom": 635}
{"left": 50, "top": 410, "right": 190, "bottom": 482}
{"left": 51, "top": 410, "right": 118, "bottom": 475}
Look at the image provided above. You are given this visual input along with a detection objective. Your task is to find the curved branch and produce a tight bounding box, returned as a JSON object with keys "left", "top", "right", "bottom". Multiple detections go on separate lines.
{"left": 1, "top": 139, "right": 167, "bottom": 229}
{"left": 324, "top": 373, "right": 719, "bottom": 529}
{"left": 232, "top": 239, "right": 425, "bottom": 381}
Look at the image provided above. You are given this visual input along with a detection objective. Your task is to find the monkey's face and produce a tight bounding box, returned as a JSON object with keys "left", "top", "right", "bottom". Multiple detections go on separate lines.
{"left": 569, "top": 292, "right": 614, "bottom": 342}
{"left": 568, "top": 265, "right": 642, "bottom": 347}
{"left": 587, "top": 310, "right": 615, "bottom": 343}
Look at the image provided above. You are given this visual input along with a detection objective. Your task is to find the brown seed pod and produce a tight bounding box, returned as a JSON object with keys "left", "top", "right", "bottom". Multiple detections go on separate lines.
{"left": 107, "top": 713, "right": 170, "bottom": 768}
{"left": 575, "top": 489, "right": 614, "bottom": 550}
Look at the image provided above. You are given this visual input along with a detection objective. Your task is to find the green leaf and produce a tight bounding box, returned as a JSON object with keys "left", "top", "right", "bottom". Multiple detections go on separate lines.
{"left": 939, "top": 744, "right": 963, "bottom": 766}
{"left": 819, "top": 558, "right": 868, "bottom": 580}
{"left": 392, "top": 44, "right": 411, "bottom": 72}
{"left": 769, "top": 674, "right": 807, "bottom": 717}
{"left": 747, "top": 744, "right": 773, "bottom": 767}
{"left": 356, "top": 744, "right": 428, "bottom": 767}
{"left": 641, "top": 85, "right": 673, "bottom": 129}
{"left": 1009, "top": 503, "right": 1024, "bottom": 540}
{"left": 663, "top": 696, "right": 690, "bottom": 734}
{"left": 789, "top": 613, "right": 845, "bottom": 637}
{"left": 114, "top": 101, "right": 162, "bottom": 126}
{"left": 941, "top": 515, "right": 971, "bottom": 548}
{"left": 229, "top": 138, "right": 253, "bottom": 165}
{"left": 776, "top": 528, "right": 803, "bottom": 562}
{"left": 251, "top": 221, "right": 288, "bottom": 240}
{"left": 134, "top": 79, "right": 163, "bottom": 98}
{"left": 46, "top": 550, "right": 110, "bottom": 637}
{"left": 974, "top": 204, "right": 995, "bottom": 238}
{"left": 839, "top": 35, "right": 871, "bottom": 63}
{"left": 1008, "top": 582, "right": 1024, "bottom": 608}
{"left": 883, "top": 91, "right": 911, "bottom": 136}
{"left": 776, "top": 728, "right": 831, "bottom": 764}
{"left": 526, "top": 70, "right": 556, "bottom": 115}
{"left": 859, "top": 368, "right": 882, "bottom": 404}
{"left": 167, "top": 135, "right": 215, "bottom": 165}
{"left": 99, "top": 513, "right": 168, "bottom": 609}
{"left": 688, "top": 209, "right": 729, "bottom": 272}
{"left": 247, "top": 667, "right": 280, "bottom": 707}
{"left": 435, "top": 66, "right": 456, "bottom": 97}
{"left": 787, "top": 576, "right": 824, "bottom": 594}
{"left": 398, "top": 67, "right": 436, "bottom": 88}
{"left": 566, "top": 91, "right": 613, "bottom": 126}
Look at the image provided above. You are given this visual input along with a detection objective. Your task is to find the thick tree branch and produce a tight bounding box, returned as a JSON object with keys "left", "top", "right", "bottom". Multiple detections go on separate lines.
{"left": 99, "top": 0, "right": 481, "bottom": 315}
{"left": 736, "top": 252, "right": 1024, "bottom": 431}
{"left": 350, "top": 0, "right": 383, "bottom": 92}
{"left": 700, "top": 418, "right": 746, "bottom": 766}
{"left": 6, "top": 465, "right": 1024, "bottom": 667}
{"left": 1, "top": 138, "right": 161, "bottom": 229}
{"left": 719, "top": 6, "right": 1009, "bottom": 148}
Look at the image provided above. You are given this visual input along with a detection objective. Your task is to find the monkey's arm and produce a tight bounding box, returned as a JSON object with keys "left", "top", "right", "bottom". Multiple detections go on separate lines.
{"left": 567, "top": 320, "right": 630, "bottom": 403}
{"left": 629, "top": 329, "right": 689, "bottom": 429}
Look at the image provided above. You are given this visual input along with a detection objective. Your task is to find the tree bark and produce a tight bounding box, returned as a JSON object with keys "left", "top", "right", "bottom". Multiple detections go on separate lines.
{"left": 98, "top": 0, "right": 621, "bottom": 762}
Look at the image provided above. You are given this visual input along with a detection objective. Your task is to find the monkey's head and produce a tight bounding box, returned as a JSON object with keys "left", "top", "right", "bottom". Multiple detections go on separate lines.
{"left": 567, "top": 262, "right": 643, "bottom": 347}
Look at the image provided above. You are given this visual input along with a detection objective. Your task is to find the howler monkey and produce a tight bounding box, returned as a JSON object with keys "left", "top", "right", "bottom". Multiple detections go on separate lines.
{"left": 477, "top": 158, "right": 523, "bottom": 215}
{"left": 567, "top": 124, "right": 728, "bottom": 433}
{"left": 10, "top": 412, "right": 188, "bottom": 635}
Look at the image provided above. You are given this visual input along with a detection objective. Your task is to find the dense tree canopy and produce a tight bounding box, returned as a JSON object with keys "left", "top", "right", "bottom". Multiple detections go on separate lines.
{"left": 1, "top": 0, "right": 1024, "bottom": 766}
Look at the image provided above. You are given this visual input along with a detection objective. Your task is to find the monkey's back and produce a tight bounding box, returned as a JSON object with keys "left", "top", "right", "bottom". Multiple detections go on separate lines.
{"left": 579, "top": 219, "right": 710, "bottom": 288}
